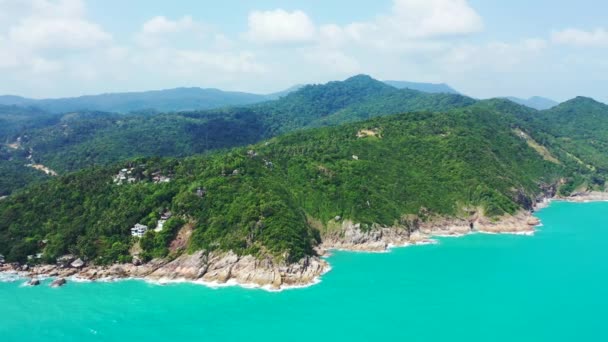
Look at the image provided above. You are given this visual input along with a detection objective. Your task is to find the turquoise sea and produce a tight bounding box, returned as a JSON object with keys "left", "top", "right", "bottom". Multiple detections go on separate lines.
{"left": 1, "top": 201, "right": 607, "bottom": 341}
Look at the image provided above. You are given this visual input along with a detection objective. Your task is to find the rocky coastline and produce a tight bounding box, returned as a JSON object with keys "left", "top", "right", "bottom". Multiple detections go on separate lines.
{"left": 2, "top": 191, "right": 605, "bottom": 290}
{"left": 318, "top": 209, "right": 540, "bottom": 255}
{"left": 557, "top": 191, "right": 608, "bottom": 203}
{"left": 0, "top": 252, "right": 330, "bottom": 291}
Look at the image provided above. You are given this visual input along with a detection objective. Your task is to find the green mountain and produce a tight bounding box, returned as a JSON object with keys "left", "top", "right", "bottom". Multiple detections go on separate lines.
{"left": 0, "top": 105, "right": 61, "bottom": 140}
{"left": 0, "top": 88, "right": 269, "bottom": 114}
{"left": 2, "top": 74, "right": 607, "bottom": 266}
{"left": 531, "top": 97, "right": 608, "bottom": 173}
{"left": 0, "top": 106, "right": 575, "bottom": 264}
{"left": 0, "top": 105, "right": 63, "bottom": 195}
{"left": 0, "top": 75, "right": 474, "bottom": 195}
{"left": 384, "top": 80, "right": 460, "bottom": 94}
{"left": 505, "top": 96, "right": 558, "bottom": 110}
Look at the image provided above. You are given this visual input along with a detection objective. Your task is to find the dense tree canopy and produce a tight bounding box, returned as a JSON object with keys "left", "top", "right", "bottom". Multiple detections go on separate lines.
{"left": 1, "top": 106, "right": 595, "bottom": 265}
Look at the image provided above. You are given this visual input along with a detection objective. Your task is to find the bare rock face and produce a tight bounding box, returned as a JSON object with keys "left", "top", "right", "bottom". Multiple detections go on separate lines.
{"left": 231, "top": 256, "right": 281, "bottom": 287}
{"left": 321, "top": 220, "right": 411, "bottom": 252}
{"left": 201, "top": 251, "right": 239, "bottom": 283}
{"left": 50, "top": 278, "right": 66, "bottom": 287}
{"left": 148, "top": 251, "right": 208, "bottom": 280}
{"left": 419, "top": 218, "right": 472, "bottom": 236}
{"left": 565, "top": 191, "right": 608, "bottom": 202}
{"left": 280, "top": 256, "right": 328, "bottom": 286}
{"left": 474, "top": 211, "right": 538, "bottom": 234}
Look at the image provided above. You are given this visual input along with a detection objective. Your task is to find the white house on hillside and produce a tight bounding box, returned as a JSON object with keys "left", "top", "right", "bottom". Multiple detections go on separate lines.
{"left": 131, "top": 224, "right": 149, "bottom": 238}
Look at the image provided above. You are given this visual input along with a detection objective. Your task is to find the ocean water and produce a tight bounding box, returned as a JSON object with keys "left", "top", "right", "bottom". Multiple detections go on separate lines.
{"left": 1, "top": 201, "right": 607, "bottom": 341}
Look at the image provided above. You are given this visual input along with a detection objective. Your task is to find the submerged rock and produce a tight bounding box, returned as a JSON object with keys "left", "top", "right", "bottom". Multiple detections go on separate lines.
{"left": 27, "top": 279, "right": 40, "bottom": 286}
{"left": 50, "top": 278, "right": 66, "bottom": 287}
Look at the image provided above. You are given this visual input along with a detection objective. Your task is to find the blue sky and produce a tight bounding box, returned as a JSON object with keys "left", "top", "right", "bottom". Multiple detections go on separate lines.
{"left": 1, "top": 0, "right": 607, "bottom": 102}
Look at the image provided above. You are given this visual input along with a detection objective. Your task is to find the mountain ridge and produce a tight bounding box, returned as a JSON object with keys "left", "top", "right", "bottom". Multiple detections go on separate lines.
{"left": 1, "top": 75, "right": 606, "bottom": 196}
{"left": 384, "top": 80, "right": 460, "bottom": 94}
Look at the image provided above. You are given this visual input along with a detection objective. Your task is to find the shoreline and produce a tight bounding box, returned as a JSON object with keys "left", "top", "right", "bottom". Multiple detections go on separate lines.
{"left": 2, "top": 191, "right": 606, "bottom": 291}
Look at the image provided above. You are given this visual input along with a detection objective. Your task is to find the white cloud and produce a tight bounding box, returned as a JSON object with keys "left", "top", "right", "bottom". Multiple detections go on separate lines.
{"left": 142, "top": 16, "right": 198, "bottom": 35}
{"left": 3, "top": 0, "right": 111, "bottom": 50}
{"left": 173, "top": 50, "right": 266, "bottom": 74}
{"left": 246, "top": 9, "right": 316, "bottom": 45}
{"left": 389, "top": 0, "right": 483, "bottom": 38}
{"left": 308, "top": 0, "right": 483, "bottom": 56}
{"left": 440, "top": 38, "right": 548, "bottom": 74}
{"left": 9, "top": 17, "right": 111, "bottom": 50}
{"left": 552, "top": 28, "right": 608, "bottom": 47}
{"left": 132, "top": 16, "right": 265, "bottom": 77}
{"left": 0, "top": 0, "right": 114, "bottom": 93}
{"left": 304, "top": 48, "right": 361, "bottom": 74}
{"left": 29, "top": 56, "right": 63, "bottom": 74}
{"left": 136, "top": 16, "right": 208, "bottom": 47}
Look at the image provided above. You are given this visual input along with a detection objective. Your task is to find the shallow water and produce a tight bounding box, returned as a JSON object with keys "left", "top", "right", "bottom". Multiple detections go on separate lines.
{"left": 1, "top": 201, "right": 607, "bottom": 341}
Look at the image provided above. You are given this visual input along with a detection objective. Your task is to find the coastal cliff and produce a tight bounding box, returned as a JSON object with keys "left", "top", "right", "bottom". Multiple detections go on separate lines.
{"left": 2, "top": 191, "right": 606, "bottom": 290}
{"left": 319, "top": 210, "right": 540, "bottom": 254}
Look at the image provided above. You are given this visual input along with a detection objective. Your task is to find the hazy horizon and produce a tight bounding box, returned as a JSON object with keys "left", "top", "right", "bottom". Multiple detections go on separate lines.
{"left": 1, "top": 0, "right": 607, "bottom": 102}
{"left": 0, "top": 75, "right": 593, "bottom": 106}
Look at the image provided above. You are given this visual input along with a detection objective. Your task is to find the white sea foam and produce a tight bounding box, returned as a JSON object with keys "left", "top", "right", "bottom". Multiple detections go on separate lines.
{"left": 141, "top": 267, "right": 331, "bottom": 292}
{"left": 431, "top": 233, "right": 468, "bottom": 238}
{"left": 512, "top": 231, "right": 535, "bottom": 236}
{"left": 0, "top": 272, "right": 22, "bottom": 283}
{"left": 332, "top": 239, "right": 438, "bottom": 255}
{"left": 477, "top": 230, "right": 535, "bottom": 236}
{"left": 332, "top": 248, "right": 390, "bottom": 254}
{"left": 69, "top": 276, "right": 94, "bottom": 283}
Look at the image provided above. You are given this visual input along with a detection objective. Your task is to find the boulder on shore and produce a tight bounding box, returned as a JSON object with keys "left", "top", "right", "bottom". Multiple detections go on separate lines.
{"left": 71, "top": 258, "right": 85, "bottom": 268}
{"left": 27, "top": 279, "right": 40, "bottom": 286}
{"left": 132, "top": 256, "right": 142, "bottom": 266}
{"left": 57, "top": 255, "right": 76, "bottom": 267}
{"left": 50, "top": 278, "right": 67, "bottom": 287}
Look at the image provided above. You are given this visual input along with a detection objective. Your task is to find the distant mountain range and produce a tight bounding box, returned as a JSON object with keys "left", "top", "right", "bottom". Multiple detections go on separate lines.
{"left": 0, "top": 88, "right": 271, "bottom": 114}
{"left": 0, "top": 79, "right": 565, "bottom": 114}
{"left": 0, "top": 80, "right": 464, "bottom": 114}
{"left": 505, "top": 96, "right": 559, "bottom": 110}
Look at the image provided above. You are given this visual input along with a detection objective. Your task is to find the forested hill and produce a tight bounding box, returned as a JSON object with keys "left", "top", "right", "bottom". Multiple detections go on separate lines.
{"left": 0, "top": 75, "right": 475, "bottom": 195}
{"left": 0, "top": 105, "right": 60, "bottom": 140}
{"left": 253, "top": 75, "right": 475, "bottom": 134}
{"left": 523, "top": 97, "right": 608, "bottom": 173}
{"left": 2, "top": 75, "right": 606, "bottom": 198}
{"left": 1, "top": 105, "right": 587, "bottom": 264}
